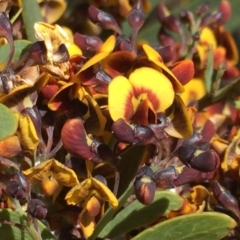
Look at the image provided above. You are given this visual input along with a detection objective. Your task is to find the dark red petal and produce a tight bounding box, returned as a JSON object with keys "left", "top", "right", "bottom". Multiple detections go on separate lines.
{"left": 61, "top": 118, "right": 96, "bottom": 160}
{"left": 112, "top": 118, "right": 136, "bottom": 143}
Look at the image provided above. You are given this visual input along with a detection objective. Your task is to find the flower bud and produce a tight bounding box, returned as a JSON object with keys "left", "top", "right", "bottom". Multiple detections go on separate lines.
{"left": 176, "top": 145, "right": 196, "bottom": 167}
{"left": 6, "top": 180, "right": 26, "bottom": 200}
{"left": 134, "top": 166, "right": 155, "bottom": 205}
{"left": 217, "top": 0, "right": 231, "bottom": 25}
{"left": 128, "top": 0, "right": 145, "bottom": 31}
{"left": 190, "top": 149, "right": 220, "bottom": 172}
{"left": 179, "top": 10, "right": 194, "bottom": 28}
{"left": 196, "top": 4, "right": 209, "bottom": 17}
{"left": 212, "top": 181, "right": 240, "bottom": 219}
{"left": 88, "top": 5, "right": 122, "bottom": 34}
{"left": 28, "top": 199, "right": 47, "bottom": 220}
{"left": 74, "top": 33, "right": 103, "bottom": 52}
{"left": 134, "top": 176, "right": 156, "bottom": 205}
{"left": 153, "top": 166, "right": 178, "bottom": 188}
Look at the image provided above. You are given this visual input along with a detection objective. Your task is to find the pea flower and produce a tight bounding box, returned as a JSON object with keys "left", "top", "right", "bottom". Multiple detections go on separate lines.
{"left": 23, "top": 158, "right": 79, "bottom": 202}
{"left": 65, "top": 174, "right": 118, "bottom": 238}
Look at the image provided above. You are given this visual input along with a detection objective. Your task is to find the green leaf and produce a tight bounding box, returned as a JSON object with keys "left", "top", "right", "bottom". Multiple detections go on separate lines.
{"left": 99, "top": 190, "right": 183, "bottom": 238}
{"left": 0, "top": 224, "right": 32, "bottom": 240}
{"left": 0, "top": 104, "right": 18, "bottom": 141}
{"left": 132, "top": 212, "right": 237, "bottom": 240}
{"left": 88, "top": 184, "right": 134, "bottom": 240}
{"left": 0, "top": 40, "right": 31, "bottom": 66}
{"left": 0, "top": 208, "right": 56, "bottom": 240}
{"left": 21, "top": 0, "right": 43, "bottom": 42}
{"left": 204, "top": 45, "right": 214, "bottom": 93}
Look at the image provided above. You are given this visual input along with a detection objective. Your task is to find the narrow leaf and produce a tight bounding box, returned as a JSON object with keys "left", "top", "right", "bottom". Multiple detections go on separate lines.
{"left": 100, "top": 190, "right": 183, "bottom": 238}
{"left": 132, "top": 212, "right": 237, "bottom": 240}
{"left": 204, "top": 45, "right": 214, "bottom": 93}
{"left": 21, "top": 0, "right": 43, "bottom": 42}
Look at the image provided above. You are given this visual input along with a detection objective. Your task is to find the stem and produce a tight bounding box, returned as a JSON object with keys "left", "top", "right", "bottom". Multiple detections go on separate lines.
{"left": 113, "top": 171, "right": 120, "bottom": 196}
{"left": 11, "top": 198, "right": 42, "bottom": 240}
{"left": 198, "top": 77, "right": 240, "bottom": 111}
{"left": 89, "top": 184, "right": 134, "bottom": 240}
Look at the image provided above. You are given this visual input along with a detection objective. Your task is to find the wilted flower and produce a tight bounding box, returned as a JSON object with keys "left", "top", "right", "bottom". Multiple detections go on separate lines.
{"left": 65, "top": 173, "right": 118, "bottom": 238}
{"left": 23, "top": 159, "right": 79, "bottom": 202}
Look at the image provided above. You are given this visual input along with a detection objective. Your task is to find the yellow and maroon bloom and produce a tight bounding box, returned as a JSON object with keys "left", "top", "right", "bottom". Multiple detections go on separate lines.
{"left": 61, "top": 118, "right": 112, "bottom": 162}
{"left": 65, "top": 173, "right": 118, "bottom": 238}
{"left": 23, "top": 158, "right": 79, "bottom": 202}
{"left": 108, "top": 67, "right": 174, "bottom": 125}
{"left": 197, "top": 25, "right": 239, "bottom": 79}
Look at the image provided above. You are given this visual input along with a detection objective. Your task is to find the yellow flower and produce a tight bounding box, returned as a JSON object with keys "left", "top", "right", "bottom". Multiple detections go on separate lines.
{"left": 23, "top": 159, "right": 79, "bottom": 202}
{"left": 108, "top": 67, "right": 174, "bottom": 125}
{"left": 65, "top": 174, "right": 118, "bottom": 238}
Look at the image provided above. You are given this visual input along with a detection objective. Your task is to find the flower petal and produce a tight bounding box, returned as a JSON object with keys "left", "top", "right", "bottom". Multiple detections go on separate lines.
{"left": 79, "top": 202, "right": 96, "bottom": 238}
{"left": 23, "top": 159, "right": 53, "bottom": 183}
{"left": 61, "top": 118, "right": 96, "bottom": 160}
{"left": 165, "top": 95, "right": 194, "bottom": 138}
{"left": 18, "top": 114, "right": 39, "bottom": 151}
{"left": 108, "top": 75, "right": 138, "bottom": 121}
{"left": 129, "top": 67, "right": 174, "bottom": 113}
{"left": 65, "top": 179, "right": 92, "bottom": 205}
{"left": 180, "top": 78, "right": 206, "bottom": 106}
{"left": 200, "top": 27, "right": 217, "bottom": 49}
{"left": 142, "top": 44, "right": 163, "bottom": 62}
{"left": 92, "top": 177, "right": 118, "bottom": 209}
{"left": 142, "top": 44, "right": 184, "bottom": 93}
{"left": 217, "top": 27, "right": 239, "bottom": 66}
{"left": 48, "top": 82, "right": 74, "bottom": 111}
{"left": 171, "top": 60, "right": 195, "bottom": 85}
{"left": 78, "top": 35, "right": 116, "bottom": 73}
{"left": 51, "top": 159, "right": 79, "bottom": 186}
{"left": 83, "top": 93, "right": 107, "bottom": 136}
{"left": 190, "top": 185, "right": 210, "bottom": 206}
{"left": 102, "top": 51, "right": 135, "bottom": 77}
{"left": 0, "top": 136, "right": 22, "bottom": 158}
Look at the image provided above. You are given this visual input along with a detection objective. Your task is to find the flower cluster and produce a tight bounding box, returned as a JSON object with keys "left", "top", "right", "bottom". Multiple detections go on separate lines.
{"left": 0, "top": 0, "right": 240, "bottom": 239}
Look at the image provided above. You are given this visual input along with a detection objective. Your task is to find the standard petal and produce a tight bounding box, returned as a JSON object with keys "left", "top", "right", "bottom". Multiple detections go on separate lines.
{"left": 129, "top": 67, "right": 174, "bottom": 113}
{"left": 108, "top": 75, "right": 138, "bottom": 121}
